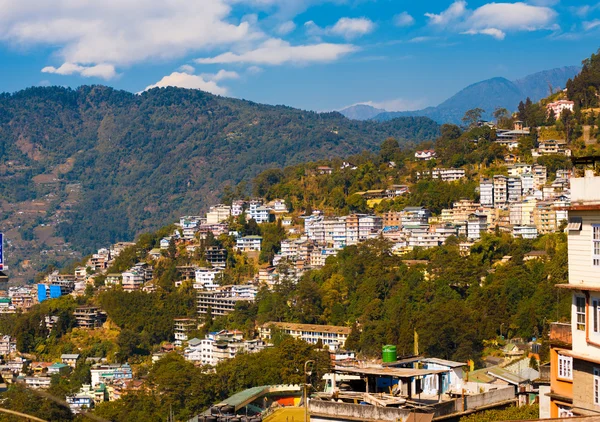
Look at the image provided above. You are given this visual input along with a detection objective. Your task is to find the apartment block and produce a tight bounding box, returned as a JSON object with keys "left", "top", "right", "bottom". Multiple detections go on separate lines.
{"left": 259, "top": 322, "right": 351, "bottom": 350}
{"left": 548, "top": 165, "right": 600, "bottom": 416}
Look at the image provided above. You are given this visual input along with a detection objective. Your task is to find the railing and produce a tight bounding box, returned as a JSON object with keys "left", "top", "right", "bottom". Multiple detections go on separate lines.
{"left": 549, "top": 322, "right": 572, "bottom": 345}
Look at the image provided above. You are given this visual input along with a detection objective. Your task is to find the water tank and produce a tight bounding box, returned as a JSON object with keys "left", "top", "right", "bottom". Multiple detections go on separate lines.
{"left": 382, "top": 345, "right": 397, "bottom": 363}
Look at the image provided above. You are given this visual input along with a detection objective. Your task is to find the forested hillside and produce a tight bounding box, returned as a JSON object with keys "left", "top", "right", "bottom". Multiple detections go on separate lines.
{"left": 0, "top": 86, "right": 439, "bottom": 278}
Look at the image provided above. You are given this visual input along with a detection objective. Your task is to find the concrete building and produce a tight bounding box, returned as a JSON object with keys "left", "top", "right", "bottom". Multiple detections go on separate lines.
{"left": 534, "top": 202, "right": 558, "bottom": 234}
{"left": 184, "top": 331, "right": 267, "bottom": 366}
{"left": 512, "top": 225, "right": 538, "bottom": 239}
{"left": 0, "top": 335, "right": 16, "bottom": 356}
{"left": 507, "top": 177, "right": 522, "bottom": 203}
{"left": 206, "top": 205, "right": 231, "bottom": 224}
{"left": 90, "top": 364, "right": 132, "bottom": 387}
{"left": 73, "top": 306, "right": 106, "bottom": 329}
{"left": 493, "top": 175, "right": 508, "bottom": 207}
{"left": 260, "top": 322, "right": 351, "bottom": 349}
{"left": 533, "top": 165, "right": 548, "bottom": 190}
{"left": 547, "top": 100, "right": 574, "bottom": 118}
{"left": 480, "top": 178, "right": 494, "bottom": 207}
{"left": 174, "top": 318, "right": 196, "bottom": 346}
{"left": 197, "top": 286, "right": 256, "bottom": 318}
{"left": 194, "top": 267, "right": 221, "bottom": 290}
{"left": 467, "top": 213, "right": 488, "bottom": 240}
{"left": 205, "top": 246, "right": 227, "bottom": 268}
{"left": 235, "top": 236, "right": 262, "bottom": 252}
{"left": 61, "top": 354, "right": 81, "bottom": 368}
{"left": 547, "top": 166, "right": 600, "bottom": 417}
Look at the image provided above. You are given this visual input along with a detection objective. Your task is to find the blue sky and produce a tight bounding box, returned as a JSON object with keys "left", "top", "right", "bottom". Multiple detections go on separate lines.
{"left": 0, "top": 0, "right": 599, "bottom": 112}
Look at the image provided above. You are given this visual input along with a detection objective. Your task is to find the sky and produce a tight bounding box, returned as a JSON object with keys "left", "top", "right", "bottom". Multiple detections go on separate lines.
{"left": 0, "top": 0, "right": 599, "bottom": 112}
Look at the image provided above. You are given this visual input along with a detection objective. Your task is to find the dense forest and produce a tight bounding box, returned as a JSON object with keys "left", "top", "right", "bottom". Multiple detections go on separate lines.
{"left": 0, "top": 86, "right": 439, "bottom": 254}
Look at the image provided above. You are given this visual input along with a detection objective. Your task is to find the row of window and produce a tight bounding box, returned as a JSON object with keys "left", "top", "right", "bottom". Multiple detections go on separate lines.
{"left": 575, "top": 296, "right": 600, "bottom": 332}
{"left": 558, "top": 354, "right": 600, "bottom": 406}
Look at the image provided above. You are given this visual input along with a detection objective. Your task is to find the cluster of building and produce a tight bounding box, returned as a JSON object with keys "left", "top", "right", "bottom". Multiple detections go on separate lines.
{"left": 478, "top": 164, "right": 571, "bottom": 239}
{"left": 0, "top": 350, "right": 137, "bottom": 413}
{"left": 184, "top": 330, "right": 267, "bottom": 366}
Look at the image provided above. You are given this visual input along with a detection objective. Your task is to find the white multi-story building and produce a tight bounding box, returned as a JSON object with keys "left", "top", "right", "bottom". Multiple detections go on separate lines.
{"left": 90, "top": 364, "right": 132, "bottom": 387}
{"left": 197, "top": 285, "right": 257, "bottom": 318}
{"left": 236, "top": 236, "right": 262, "bottom": 252}
{"left": 358, "top": 215, "right": 383, "bottom": 240}
{"left": 546, "top": 99, "right": 574, "bottom": 118}
{"left": 0, "top": 335, "right": 16, "bottom": 356}
{"left": 480, "top": 178, "right": 494, "bottom": 207}
{"left": 332, "top": 218, "right": 347, "bottom": 249}
{"left": 547, "top": 168, "right": 600, "bottom": 416}
{"left": 248, "top": 201, "right": 272, "bottom": 223}
{"left": 310, "top": 248, "right": 337, "bottom": 268}
{"left": 231, "top": 200, "right": 245, "bottom": 217}
{"left": 259, "top": 322, "right": 351, "bottom": 350}
{"left": 533, "top": 165, "right": 548, "bottom": 190}
{"left": 507, "top": 177, "right": 522, "bottom": 203}
{"left": 493, "top": 175, "right": 508, "bottom": 207}
{"left": 508, "top": 163, "right": 533, "bottom": 177}
{"left": 512, "top": 225, "right": 538, "bottom": 239}
{"left": 121, "top": 270, "right": 144, "bottom": 292}
{"left": 184, "top": 331, "right": 267, "bottom": 366}
{"left": 467, "top": 213, "right": 488, "bottom": 240}
{"left": 206, "top": 205, "right": 231, "bottom": 225}
{"left": 174, "top": 318, "right": 196, "bottom": 346}
{"left": 194, "top": 268, "right": 221, "bottom": 290}
{"left": 521, "top": 174, "right": 534, "bottom": 194}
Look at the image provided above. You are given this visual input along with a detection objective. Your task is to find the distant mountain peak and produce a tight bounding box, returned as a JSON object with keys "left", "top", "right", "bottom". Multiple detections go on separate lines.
{"left": 372, "top": 65, "right": 581, "bottom": 125}
{"left": 338, "top": 104, "right": 386, "bottom": 121}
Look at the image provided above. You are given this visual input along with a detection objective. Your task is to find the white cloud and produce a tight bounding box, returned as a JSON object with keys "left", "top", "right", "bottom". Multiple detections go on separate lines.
{"left": 202, "top": 69, "right": 240, "bottom": 81}
{"left": 178, "top": 64, "right": 195, "bottom": 74}
{"left": 462, "top": 28, "right": 506, "bottom": 40}
{"left": 466, "top": 2, "right": 557, "bottom": 32}
{"left": 246, "top": 65, "right": 264, "bottom": 74}
{"left": 41, "top": 62, "right": 117, "bottom": 79}
{"left": 0, "top": 0, "right": 261, "bottom": 77}
{"left": 304, "top": 17, "right": 374, "bottom": 40}
{"left": 583, "top": 20, "right": 600, "bottom": 31}
{"left": 329, "top": 17, "right": 375, "bottom": 39}
{"left": 276, "top": 20, "right": 297, "bottom": 35}
{"left": 195, "top": 38, "right": 357, "bottom": 65}
{"left": 425, "top": 1, "right": 558, "bottom": 40}
{"left": 425, "top": 1, "right": 467, "bottom": 27}
{"left": 408, "top": 36, "right": 438, "bottom": 43}
{"left": 394, "top": 12, "right": 415, "bottom": 27}
{"left": 143, "top": 72, "right": 227, "bottom": 95}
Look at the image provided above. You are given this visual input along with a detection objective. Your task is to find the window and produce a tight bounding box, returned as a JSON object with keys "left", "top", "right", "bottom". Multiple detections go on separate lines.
{"left": 594, "top": 225, "right": 600, "bottom": 266}
{"left": 558, "top": 355, "right": 572, "bottom": 380}
{"left": 595, "top": 368, "right": 600, "bottom": 405}
{"left": 558, "top": 406, "right": 573, "bottom": 418}
{"left": 577, "top": 297, "right": 586, "bottom": 331}
{"left": 595, "top": 300, "right": 600, "bottom": 333}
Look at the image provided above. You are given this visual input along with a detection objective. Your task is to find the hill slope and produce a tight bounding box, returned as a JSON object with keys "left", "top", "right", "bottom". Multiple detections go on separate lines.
{"left": 373, "top": 66, "right": 581, "bottom": 124}
{"left": 0, "top": 85, "right": 439, "bottom": 278}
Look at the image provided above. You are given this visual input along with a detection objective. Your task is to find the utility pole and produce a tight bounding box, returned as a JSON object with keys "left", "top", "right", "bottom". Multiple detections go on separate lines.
{"left": 304, "top": 360, "right": 315, "bottom": 422}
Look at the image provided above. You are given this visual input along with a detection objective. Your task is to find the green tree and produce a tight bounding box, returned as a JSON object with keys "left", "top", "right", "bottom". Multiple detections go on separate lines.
{"left": 462, "top": 108, "right": 485, "bottom": 128}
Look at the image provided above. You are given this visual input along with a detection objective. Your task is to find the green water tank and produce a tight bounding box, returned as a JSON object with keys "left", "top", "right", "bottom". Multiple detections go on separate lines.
{"left": 382, "top": 345, "right": 397, "bottom": 363}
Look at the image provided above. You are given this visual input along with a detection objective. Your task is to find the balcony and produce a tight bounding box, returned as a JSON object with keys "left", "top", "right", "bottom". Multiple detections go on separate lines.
{"left": 549, "top": 322, "right": 572, "bottom": 345}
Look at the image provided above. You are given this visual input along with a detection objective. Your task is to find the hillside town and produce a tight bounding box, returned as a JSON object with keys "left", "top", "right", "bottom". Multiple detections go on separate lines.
{"left": 0, "top": 36, "right": 599, "bottom": 422}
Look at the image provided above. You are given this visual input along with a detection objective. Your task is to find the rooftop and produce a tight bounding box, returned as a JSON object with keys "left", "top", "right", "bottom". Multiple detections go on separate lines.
{"left": 334, "top": 365, "right": 447, "bottom": 379}
{"left": 262, "top": 321, "right": 351, "bottom": 335}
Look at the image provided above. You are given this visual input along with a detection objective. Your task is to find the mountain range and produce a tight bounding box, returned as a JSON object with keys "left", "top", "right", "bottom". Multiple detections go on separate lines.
{"left": 339, "top": 66, "right": 581, "bottom": 124}
{"left": 0, "top": 85, "right": 440, "bottom": 282}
